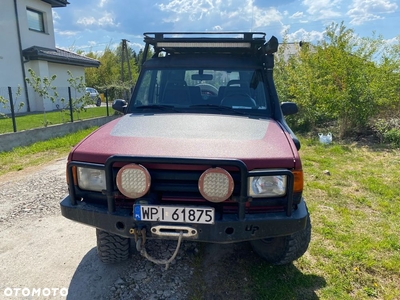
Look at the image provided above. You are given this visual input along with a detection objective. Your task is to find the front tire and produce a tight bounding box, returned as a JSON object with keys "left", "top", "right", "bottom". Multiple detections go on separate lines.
{"left": 96, "top": 229, "right": 131, "bottom": 264}
{"left": 250, "top": 213, "right": 311, "bottom": 265}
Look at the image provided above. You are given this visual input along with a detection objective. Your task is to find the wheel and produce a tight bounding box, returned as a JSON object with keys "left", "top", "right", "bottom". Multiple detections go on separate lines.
{"left": 96, "top": 98, "right": 101, "bottom": 106}
{"left": 96, "top": 229, "right": 131, "bottom": 264}
{"left": 250, "top": 212, "right": 311, "bottom": 265}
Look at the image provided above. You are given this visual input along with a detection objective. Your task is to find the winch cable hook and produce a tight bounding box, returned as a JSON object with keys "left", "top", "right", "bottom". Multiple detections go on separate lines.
{"left": 135, "top": 229, "right": 184, "bottom": 270}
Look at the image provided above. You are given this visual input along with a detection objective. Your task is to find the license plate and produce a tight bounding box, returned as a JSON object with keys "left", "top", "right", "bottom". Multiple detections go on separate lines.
{"left": 133, "top": 205, "right": 214, "bottom": 224}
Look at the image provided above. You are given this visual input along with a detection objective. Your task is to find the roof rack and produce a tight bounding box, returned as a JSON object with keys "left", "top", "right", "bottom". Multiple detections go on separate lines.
{"left": 144, "top": 32, "right": 266, "bottom": 42}
{"left": 141, "top": 32, "right": 278, "bottom": 65}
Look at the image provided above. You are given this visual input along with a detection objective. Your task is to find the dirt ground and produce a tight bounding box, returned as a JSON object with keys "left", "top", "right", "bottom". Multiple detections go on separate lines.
{"left": 0, "top": 158, "right": 259, "bottom": 300}
{"left": 0, "top": 159, "right": 125, "bottom": 299}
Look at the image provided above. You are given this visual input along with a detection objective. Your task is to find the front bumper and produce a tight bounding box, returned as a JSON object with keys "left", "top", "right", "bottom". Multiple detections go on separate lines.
{"left": 60, "top": 196, "right": 309, "bottom": 243}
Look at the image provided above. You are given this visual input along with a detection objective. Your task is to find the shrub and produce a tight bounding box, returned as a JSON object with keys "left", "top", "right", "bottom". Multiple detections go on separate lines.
{"left": 383, "top": 129, "right": 400, "bottom": 147}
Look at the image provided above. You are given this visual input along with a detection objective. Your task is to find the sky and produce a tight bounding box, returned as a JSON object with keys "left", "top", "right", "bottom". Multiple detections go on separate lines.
{"left": 52, "top": 0, "right": 400, "bottom": 54}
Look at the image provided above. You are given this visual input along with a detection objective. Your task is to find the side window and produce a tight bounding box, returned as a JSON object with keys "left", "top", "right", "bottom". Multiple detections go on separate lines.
{"left": 27, "top": 8, "right": 45, "bottom": 33}
{"left": 135, "top": 70, "right": 161, "bottom": 105}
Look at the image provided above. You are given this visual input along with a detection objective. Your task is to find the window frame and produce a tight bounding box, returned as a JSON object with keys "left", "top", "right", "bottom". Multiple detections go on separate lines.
{"left": 26, "top": 7, "right": 46, "bottom": 33}
{"left": 130, "top": 67, "right": 270, "bottom": 116}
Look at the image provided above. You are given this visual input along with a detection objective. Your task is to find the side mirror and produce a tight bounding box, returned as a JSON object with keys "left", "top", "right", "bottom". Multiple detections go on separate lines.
{"left": 281, "top": 102, "right": 298, "bottom": 116}
{"left": 112, "top": 99, "right": 127, "bottom": 113}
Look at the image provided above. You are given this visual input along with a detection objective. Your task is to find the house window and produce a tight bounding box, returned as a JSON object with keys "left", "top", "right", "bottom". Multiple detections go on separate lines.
{"left": 27, "top": 8, "right": 45, "bottom": 32}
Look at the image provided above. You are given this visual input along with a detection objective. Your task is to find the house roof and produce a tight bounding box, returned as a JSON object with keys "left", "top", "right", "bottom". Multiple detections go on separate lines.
{"left": 23, "top": 46, "right": 100, "bottom": 68}
{"left": 41, "top": 0, "right": 70, "bottom": 7}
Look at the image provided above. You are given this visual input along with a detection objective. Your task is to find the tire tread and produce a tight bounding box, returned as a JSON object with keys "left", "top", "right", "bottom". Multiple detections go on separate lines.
{"left": 250, "top": 212, "right": 311, "bottom": 265}
{"left": 96, "top": 229, "right": 130, "bottom": 264}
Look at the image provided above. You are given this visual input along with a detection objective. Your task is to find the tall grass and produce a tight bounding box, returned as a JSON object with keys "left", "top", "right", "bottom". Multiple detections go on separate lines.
{"left": 251, "top": 139, "right": 400, "bottom": 299}
{"left": 0, "top": 127, "right": 98, "bottom": 175}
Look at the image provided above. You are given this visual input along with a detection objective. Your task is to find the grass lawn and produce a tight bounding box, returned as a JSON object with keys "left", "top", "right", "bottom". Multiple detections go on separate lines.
{"left": 251, "top": 139, "right": 400, "bottom": 299}
{"left": 0, "top": 106, "right": 112, "bottom": 133}
{"left": 0, "top": 127, "right": 98, "bottom": 175}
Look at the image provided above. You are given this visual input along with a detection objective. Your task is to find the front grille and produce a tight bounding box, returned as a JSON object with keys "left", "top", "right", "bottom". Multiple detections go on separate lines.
{"left": 68, "top": 156, "right": 294, "bottom": 218}
{"left": 148, "top": 168, "right": 241, "bottom": 197}
{"left": 112, "top": 167, "right": 285, "bottom": 215}
{"left": 113, "top": 168, "right": 242, "bottom": 209}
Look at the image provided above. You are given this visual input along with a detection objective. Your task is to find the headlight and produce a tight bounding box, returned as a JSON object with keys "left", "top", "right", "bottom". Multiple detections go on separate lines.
{"left": 116, "top": 164, "right": 151, "bottom": 199}
{"left": 198, "top": 167, "right": 234, "bottom": 202}
{"left": 248, "top": 175, "right": 287, "bottom": 197}
{"left": 77, "top": 167, "right": 106, "bottom": 192}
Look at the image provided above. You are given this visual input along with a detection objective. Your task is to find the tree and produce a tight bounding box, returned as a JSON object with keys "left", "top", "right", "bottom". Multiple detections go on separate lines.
{"left": 84, "top": 45, "right": 140, "bottom": 101}
{"left": 0, "top": 86, "right": 24, "bottom": 120}
{"left": 275, "top": 22, "right": 400, "bottom": 138}
{"left": 85, "top": 47, "right": 120, "bottom": 88}
{"left": 25, "top": 68, "right": 58, "bottom": 126}
{"left": 66, "top": 70, "right": 94, "bottom": 120}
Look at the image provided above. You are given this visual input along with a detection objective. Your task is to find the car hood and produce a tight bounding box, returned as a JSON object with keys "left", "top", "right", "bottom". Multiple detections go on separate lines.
{"left": 70, "top": 113, "right": 300, "bottom": 170}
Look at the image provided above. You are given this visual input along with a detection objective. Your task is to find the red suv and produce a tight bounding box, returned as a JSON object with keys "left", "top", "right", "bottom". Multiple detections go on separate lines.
{"left": 61, "top": 32, "right": 311, "bottom": 266}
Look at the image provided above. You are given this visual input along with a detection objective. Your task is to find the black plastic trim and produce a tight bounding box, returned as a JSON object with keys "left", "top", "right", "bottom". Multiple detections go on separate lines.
{"left": 60, "top": 196, "right": 308, "bottom": 243}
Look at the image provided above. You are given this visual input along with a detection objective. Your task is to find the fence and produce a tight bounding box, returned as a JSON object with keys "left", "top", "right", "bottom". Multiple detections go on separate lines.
{"left": 0, "top": 116, "right": 118, "bottom": 152}
{"left": 0, "top": 86, "right": 132, "bottom": 134}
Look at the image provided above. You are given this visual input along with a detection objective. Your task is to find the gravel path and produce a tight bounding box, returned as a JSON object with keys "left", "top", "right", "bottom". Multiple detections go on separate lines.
{"left": 0, "top": 158, "right": 67, "bottom": 227}
{"left": 0, "top": 157, "right": 257, "bottom": 300}
{"left": 109, "top": 240, "right": 198, "bottom": 300}
{"left": 0, "top": 158, "right": 197, "bottom": 299}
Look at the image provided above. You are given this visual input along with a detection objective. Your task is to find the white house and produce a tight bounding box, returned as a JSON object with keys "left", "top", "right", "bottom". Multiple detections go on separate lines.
{"left": 0, "top": 0, "right": 99, "bottom": 113}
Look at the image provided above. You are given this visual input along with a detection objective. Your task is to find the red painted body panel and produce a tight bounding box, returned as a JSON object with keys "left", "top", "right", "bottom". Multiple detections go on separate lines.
{"left": 70, "top": 113, "right": 300, "bottom": 170}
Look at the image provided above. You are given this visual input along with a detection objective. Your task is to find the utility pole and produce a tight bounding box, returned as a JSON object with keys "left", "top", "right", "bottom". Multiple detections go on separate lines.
{"left": 120, "top": 39, "right": 132, "bottom": 84}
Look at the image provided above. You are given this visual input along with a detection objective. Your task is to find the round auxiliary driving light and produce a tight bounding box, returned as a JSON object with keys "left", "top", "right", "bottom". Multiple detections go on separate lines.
{"left": 116, "top": 164, "right": 151, "bottom": 199}
{"left": 198, "top": 167, "right": 234, "bottom": 203}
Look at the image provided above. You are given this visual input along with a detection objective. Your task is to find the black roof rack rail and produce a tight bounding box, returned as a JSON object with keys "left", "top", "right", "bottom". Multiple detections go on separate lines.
{"left": 140, "top": 32, "right": 278, "bottom": 65}
{"left": 143, "top": 32, "right": 266, "bottom": 43}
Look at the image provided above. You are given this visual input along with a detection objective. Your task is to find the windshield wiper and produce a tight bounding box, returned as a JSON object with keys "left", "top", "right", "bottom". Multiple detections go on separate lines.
{"left": 134, "top": 105, "right": 179, "bottom": 112}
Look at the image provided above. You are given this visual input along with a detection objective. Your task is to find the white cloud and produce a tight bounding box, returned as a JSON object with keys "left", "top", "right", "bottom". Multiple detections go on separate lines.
{"left": 286, "top": 28, "right": 325, "bottom": 42}
{"left": 76, "top": 12, "right": 119, "bottom": 27}
{"left": 98, "top": 12, "right": 118, "bottom": 26}
{"left": 52, "top": 11, "right": 60, "bottom": 20}
{"left": 302, "top": 0, "right": 342, "bottom": 20}
{"left": 99, "top": 0, "right": 109, "bottom": 8}
{"left": 156, "top": 0, "right": 286, "bottom": 32}
{"left": 384, "top": 36, "right": 399, "bottom": 45}
{"left": 347, "top": 0, "right": 398, "bottom": 25}
{"left": 55, "top": 29, "right": 79, "bottom": 36}
{"left": 77, "top": 16, "right": 96, "bottom": 26}
{"left": 280, "top": 24, "right": 291, "bottom": 37}
{"left": 252, "top": 7, "right": 283, "bottom": 28}
{"left": 158, "top": 0, "right": 216, "bottom": 20}
{"left": 128, "top": 42, "right": 145, "bottom": 50}
{"left": 290, "top": 11, "right": 304, "bottom": 19}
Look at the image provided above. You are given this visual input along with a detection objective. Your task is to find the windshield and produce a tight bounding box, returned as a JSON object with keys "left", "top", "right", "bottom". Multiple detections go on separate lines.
{"left": 130, "top": 68, "right": 269, "bottom": 114}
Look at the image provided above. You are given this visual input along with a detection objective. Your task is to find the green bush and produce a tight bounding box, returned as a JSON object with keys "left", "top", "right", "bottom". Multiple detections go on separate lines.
{"left": 372, "top": 118, "right": 400, "bottom": 145}
{"left": 275, "top": 22, "right": 400, "bottom": 138}
{"left": 383, "top": 129, "right": 400, "bottom": 147}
